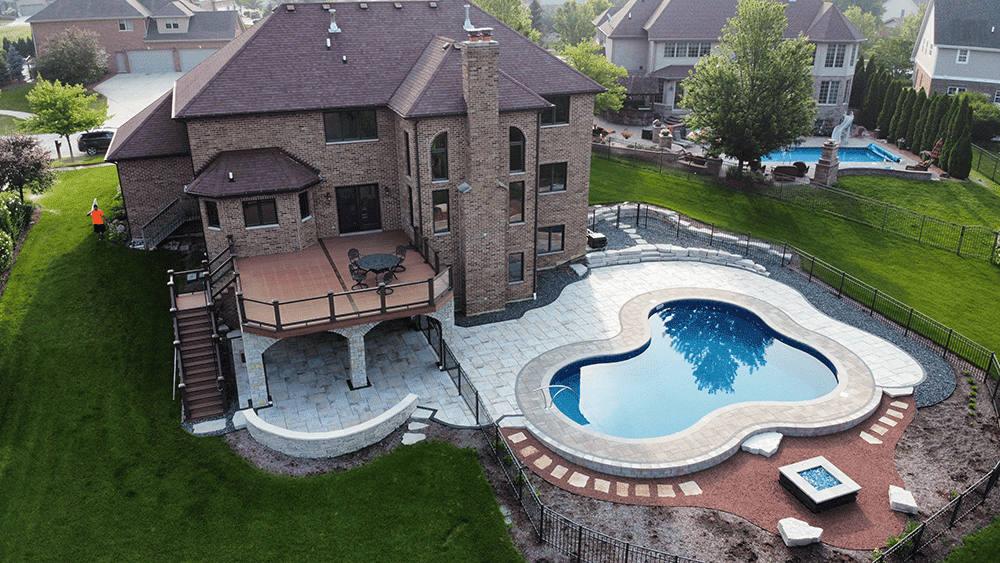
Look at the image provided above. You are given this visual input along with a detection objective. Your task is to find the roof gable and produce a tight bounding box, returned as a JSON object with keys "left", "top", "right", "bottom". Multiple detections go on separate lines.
{"left": 106, "top": 90, "right": 190, "bottom": 161}
{"left": 932, "top": 0, "right": 1000, "bottom": 50}
{"left": 802, "top": 2, "right": 866, "bottom": 42}
{"left": 28, "top": 0, "right": 147, "bottom": 22}
{"left": 172, "top": 0, "right": 603, "bottom": 120}
{"left": 145, "top": 10, "right": 241, "bottom": 41}
{"left": 600, "top": 0, "right": 660, "bottom": 38}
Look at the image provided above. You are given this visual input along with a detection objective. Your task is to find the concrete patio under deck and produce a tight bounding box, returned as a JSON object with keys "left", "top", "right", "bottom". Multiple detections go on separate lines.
{"left": 236, "top": 230, "right": 450, "bottom": 337}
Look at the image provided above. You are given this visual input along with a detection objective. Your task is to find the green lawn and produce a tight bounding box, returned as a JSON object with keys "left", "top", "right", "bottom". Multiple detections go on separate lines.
{"left": 0, "top": 113, "right": 22, "bottom": 135}
{"left": 589, "top": 157, "right": 1000, "bottom": 355}
{"left": 944, "top": 517, "right": 1000, "bottom": 563}
{"left": 833, "top": 175, "right": 1000, "bottom": 228}
{"left": 0, "top": 167, "right": 525, "bottom": 563}
{"left": 0, "top": 22, "right": 30, "bottom": 43}
{"left": 0, "top": 82, "right": 34, "bottom": 113}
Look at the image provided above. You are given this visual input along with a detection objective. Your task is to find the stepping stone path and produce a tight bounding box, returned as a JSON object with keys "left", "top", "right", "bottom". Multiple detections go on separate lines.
{"left": 402, "top": 420, "right": 429, "bottom": 445}
{"left": 504, "top": 430, "right": 703, "bottom": 503}
{"left": 859, "top": 399, "right": 910, "bottom": 446}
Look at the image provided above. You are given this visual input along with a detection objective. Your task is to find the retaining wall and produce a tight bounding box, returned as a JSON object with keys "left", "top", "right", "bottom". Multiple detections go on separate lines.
{"left": 243, "top": 393, "right": 419, "bottom": 458}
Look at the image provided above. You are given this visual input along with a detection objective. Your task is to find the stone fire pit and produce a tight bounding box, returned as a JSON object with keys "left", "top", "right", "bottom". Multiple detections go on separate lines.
{"left": 779, "top": 456, "right": 861, "bottom": 513}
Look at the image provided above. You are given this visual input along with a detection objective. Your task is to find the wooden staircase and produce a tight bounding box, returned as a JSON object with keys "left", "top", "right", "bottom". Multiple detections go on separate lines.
{"left": 174, "top": 302, "right": 227, "bottom": 421}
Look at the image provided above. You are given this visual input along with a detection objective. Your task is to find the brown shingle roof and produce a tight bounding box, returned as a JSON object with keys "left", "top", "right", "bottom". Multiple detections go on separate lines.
{"left": 601, "top": 0, "right": 660, "bottom": 38}
{"left": 28, "top": 0, "right": 147, "bottom": 22}
{"left": 105, "top": 90, "right": 190, "bottom": 161}
{"left": 172, "top": 1, "right": 603, "bottom": 120}
{"left": 145, "top": 10, "right": 242, "bottom": 42}
{"left": 185, "top": 148, "right": 322, "bottom": 198}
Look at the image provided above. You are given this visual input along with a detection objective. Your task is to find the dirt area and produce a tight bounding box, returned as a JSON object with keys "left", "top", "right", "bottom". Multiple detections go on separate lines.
{"left": 223, "top": 358, "right": 1000, "bottom": 563}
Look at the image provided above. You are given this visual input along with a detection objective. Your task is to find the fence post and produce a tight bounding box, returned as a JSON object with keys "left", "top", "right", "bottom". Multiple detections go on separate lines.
{"left": 958, "top": 226, "right": 966, "bottom": 256}
{"left": 870, "top": 289, "right": 878, "bottom": 316}
{"left": 989, "top": 355, "right": 999, "bottom": 401}
{"left": 908, "top": 523, "right": 926, "bottom": 559}
{"left": 576, "top": 523, "right": 584, "bottom": 562}
{"left": 624, "top": 542, "right": 630, "bottom": 563}
{"left": 918, "top": 215, "right": 926, "bottom": 243}
{"left": 271, "top": 299, "right": 281, "bottom": 330}
{"left": 709, "top": 223, "right": 715, "bottom": 246}
{"left": 881, "top": 204, "right": 889, "bottom": 232}
{"left": 636, "top": 202, "right": 640, "bottom": 228}
{"left": 984, "top": 461, "right": 1000, "bottom": 497}
{"left": 675, "top": 215, "right": 681, "bottom": 238}
{"left": 616, "top": 205, "right": 621, "bottom": 228}
{"left": 943, "top": 329, "right": 953, "bottom": 358}
{"left": 838, "top": 272, "right": 846, "bottom": 298}
{"left": 949, "top": 494, "right": 965, "bottom": 527}
{"left": 327, "top": 291, "right": 335, "bottom": 321}
{"left": 475, "top": 390, "right": 480, "bottom": 424}
{"left": 745, "top": 232, "right": 751, "bottom": 255}
{"left": 781, "top": 242, "right": 787, "bottom": 266}
{"left": 808, "top": 255, "right": 816, "bottom": 282}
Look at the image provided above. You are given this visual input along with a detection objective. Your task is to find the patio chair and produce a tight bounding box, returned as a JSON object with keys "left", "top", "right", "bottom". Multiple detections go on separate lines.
{"left": 906, "top": 159, "right": 932, "bottom": 171}
{"left": 392, "top": 245, "right": 407, "bottom": 273}
{"left": 348, "top": 248, "right": 368, "bottom": 274}
{"left": 793, "top": 161, "right": 809, "bottom": 177}
{"left": 349, "top": 263, "right": 369, "bottom": 290}
{"left": 378, "top": 270, "right": 395, "bottom": 295}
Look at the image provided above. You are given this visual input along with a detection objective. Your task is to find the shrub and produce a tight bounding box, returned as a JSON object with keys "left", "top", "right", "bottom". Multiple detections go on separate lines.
{"left": 0, "top": 191, "right": 32, "bottom": 235}
{"left": 106, "top": 228, "right": 128, "bottom": 246}
{"left": 0, "top": 229, "right": 12, "bottom": 273}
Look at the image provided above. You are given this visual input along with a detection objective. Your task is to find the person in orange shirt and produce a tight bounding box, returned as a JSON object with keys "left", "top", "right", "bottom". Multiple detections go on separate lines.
{"left": 87, "top": 203, "right": 106, "bottom": 241}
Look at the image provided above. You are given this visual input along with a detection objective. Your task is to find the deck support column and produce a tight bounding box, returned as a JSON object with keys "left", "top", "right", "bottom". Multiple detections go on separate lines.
{"left": 241, "top": 332, "right": 279, "bottom": 408}
{"left": 347, "top": 331, "right": 369, "bottom": 388}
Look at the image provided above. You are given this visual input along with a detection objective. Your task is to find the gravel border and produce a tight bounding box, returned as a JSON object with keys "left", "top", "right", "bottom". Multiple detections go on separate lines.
{"left": 459, "top": 209, "right": 955, "bottom": 406}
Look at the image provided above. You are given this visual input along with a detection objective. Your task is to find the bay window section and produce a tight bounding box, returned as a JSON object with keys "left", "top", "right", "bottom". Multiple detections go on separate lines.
{"left": 243, "top": 199, "right": 278, "bottom": 228}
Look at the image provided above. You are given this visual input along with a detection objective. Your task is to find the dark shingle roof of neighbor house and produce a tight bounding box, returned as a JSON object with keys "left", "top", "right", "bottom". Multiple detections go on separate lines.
{"left": 171, "top": 0, "right": 603, "bottom": 120}
{"left": 184, "top": 148, "right": 322, "bottom": 198}
{"left": 598, "top": 0, "right": 864, "bottom": 43}
{"left": 106, "top": 90, "right": 190, "bottom": 161}
{"left": 931, "top": 0, "right": 1000, "bottom": 50}
{"left": 145, "top": 10, "right": 242, "bottom": 41}
{"left": 28, "top": 0, "right": 204, "bottom": 22}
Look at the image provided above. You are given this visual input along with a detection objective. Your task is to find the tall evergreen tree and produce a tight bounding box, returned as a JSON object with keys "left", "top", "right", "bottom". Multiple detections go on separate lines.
{"left": 849, "top": 55, "right": 868, "bottom": 108}
{"left": 929, "top": 94, "right": 953, "bottom": 156}
{"left": 947, "top": 99, "right": 973, "bottom": 179}
{"left": 912, "top": 91, "right": 936, "bottom": 155}
{"left": 876, "top": 81, "right": 902, "bottom": 138}
{"left": 888, "top": 88, "right": 913, "bottom": 144}
{"left": 860, "top": 69, "right": 885, "bottom": 128}
{"left": 938, "top": 95, "right": 962, "bottom": 171}
{"left": 904, "top": 90, "right": 927, "bottom": 152}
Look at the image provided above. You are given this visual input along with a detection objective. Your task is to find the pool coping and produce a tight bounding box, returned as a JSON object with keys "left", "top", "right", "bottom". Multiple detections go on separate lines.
{"left": 514, "top": 287, "right": 883, "bottom": 478}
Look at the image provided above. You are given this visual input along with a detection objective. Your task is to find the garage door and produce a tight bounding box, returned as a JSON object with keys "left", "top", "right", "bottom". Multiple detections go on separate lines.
{"left": 127, "top": 50, "right": 175, "bottom": 74}
{"left": 178, "top": 49, "right": 216, "bottom": 72}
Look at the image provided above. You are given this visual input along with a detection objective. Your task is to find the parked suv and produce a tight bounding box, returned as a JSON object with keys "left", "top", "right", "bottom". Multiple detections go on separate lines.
{"left": 77, "top": 129, "right": 115, "bottom": 155}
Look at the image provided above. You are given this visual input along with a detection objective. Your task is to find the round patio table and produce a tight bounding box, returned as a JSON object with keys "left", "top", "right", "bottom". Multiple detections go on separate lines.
{"left": 356, "top": 253, "right": 400, "bottom": 274}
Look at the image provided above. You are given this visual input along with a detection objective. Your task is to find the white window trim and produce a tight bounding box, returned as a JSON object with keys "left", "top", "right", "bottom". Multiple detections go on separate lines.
{"left": 956, "top": 49, "right": 969, "bottom": 64}
{"left": 993, "top": 90, "right": 1000, "bottom": 104}
{"left": 118, "top": 19, "right": 132, "bottom": 31}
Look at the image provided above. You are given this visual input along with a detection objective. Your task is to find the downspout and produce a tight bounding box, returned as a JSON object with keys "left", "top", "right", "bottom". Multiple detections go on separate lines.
{"left": 532, "top": 109, "right": 541, "bottom": 300}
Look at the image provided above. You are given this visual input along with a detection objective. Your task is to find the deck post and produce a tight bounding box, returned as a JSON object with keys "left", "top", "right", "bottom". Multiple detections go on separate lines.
{"left": 327, "top": 291, "right": 335, "bottom": 322}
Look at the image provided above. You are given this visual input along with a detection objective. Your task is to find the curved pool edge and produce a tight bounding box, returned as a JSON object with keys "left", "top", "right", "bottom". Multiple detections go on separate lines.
{"left": 514, "top": 287, "right": 883, "bottom": 478}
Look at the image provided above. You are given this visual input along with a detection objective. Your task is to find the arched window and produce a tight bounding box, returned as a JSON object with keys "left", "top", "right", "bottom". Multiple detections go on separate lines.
{"left": 509, "top": 127, "right": 525, "bottom": 173}
{"left": 431, "top": 133, "right": 448, "bottom": 181}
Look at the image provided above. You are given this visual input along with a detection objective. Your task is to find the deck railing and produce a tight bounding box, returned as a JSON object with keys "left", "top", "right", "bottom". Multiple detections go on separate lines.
{"left": 237, "top": 266, "right": 452, "bottom": 333}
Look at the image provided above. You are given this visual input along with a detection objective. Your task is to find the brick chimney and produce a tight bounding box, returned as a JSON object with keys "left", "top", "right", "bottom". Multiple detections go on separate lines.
{"left": 458, "top": 27, "right": 506, "bottom": 314}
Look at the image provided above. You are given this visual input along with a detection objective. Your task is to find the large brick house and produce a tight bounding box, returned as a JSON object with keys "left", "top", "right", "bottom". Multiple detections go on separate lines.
{"left": 594, "top": 0, "right": 865, "bottom": 129}
{"left": 27, "top": 0, "right": 242, "bottom": 75}
{"left": 911, "top": 0, "right": 1000, "bottom": 102}
{"left": 107, "top": 0, "right": 602, "bottom": 319}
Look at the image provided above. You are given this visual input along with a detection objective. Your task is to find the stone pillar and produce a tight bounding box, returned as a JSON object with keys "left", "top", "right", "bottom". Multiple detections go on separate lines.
{"left": 241, "top": 331, "right": 278, "bottom": 408}
{"left": 329, "top": 322, "right": 378, "bottom": 388}
{"left": 812, "top": 140, "right": 840, "bottom": 187}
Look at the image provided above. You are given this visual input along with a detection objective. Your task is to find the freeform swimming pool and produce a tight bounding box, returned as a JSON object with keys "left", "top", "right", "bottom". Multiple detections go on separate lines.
{"left": 515, "top": 287, "right": 882, "bottom": 478}
{"left": 549, "top": 299, "right": 839, "bottom": 439}
{"left": 759, "top": 143, "right": 899, "bottom": 163}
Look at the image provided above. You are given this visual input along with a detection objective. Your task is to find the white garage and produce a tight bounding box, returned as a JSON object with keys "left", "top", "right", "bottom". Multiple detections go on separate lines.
{"left": 179, "top": 49, "right": 216, "bottom": 72}
{"left": 126, "top": 50, "right": 176, "bottom": 74}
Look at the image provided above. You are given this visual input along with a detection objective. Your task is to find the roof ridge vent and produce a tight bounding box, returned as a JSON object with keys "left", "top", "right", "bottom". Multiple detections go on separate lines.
{"left": 464, "top": 4, "right": 474, "bottom": 30}
{"left": 394, "top": 2, "right": 402, "bottom": 8}
{"left": 429, "top": 1, "right": 437, "bottom": 7}
{"left": 285, "top": 4, "right": 294, "bottom": 11}
{"left": 328, "top": 8, "right": 341, "bottom": 33}
{"left": 359, "top": 3, "right": 368, "bottom": 8}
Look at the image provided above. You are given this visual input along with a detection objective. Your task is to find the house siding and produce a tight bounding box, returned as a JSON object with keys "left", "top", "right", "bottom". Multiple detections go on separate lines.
{"left": 116, "top": 155, "right": 194, "bottom": 241}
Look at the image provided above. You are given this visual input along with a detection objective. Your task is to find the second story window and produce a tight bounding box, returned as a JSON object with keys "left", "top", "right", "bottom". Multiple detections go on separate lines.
{"left": 431, "top": 133, "right": 448, "bottom": 181}
{"left": 509, "top": 181, "right": 524, "bottom": 223}
{"left": 299, "top": 191, "right": 311, "bottom": 221}
{"left": 509, "top": 127, "right": 525, "bottom": 173}
{"left": 433, "top": 189, "right": 449, "bottom": 233}
{"left": 118, "top": 19, "right": 132, "bottom": 31}
{"left": 324, "top": 110, "right": 377, "bottom": 143}
{"left": 404, "top": 131, "right": 411, "bottom": 177}
{"left": 205, "top": 200, "right": 220, "bottom": 228}
{"left": 541, "top": 96, "right": 569, "bottom": 126}
{"left": 164, "top": 18, "right": 180, "bottom": 30}
{"left": 539, "top": 162, "right": 567, "bottom": 193}
{"left": 824, "top": 44, "right": 846, "bottom": 68}
{"left": 956, "top": 49, "right": 969, "bottom": 64}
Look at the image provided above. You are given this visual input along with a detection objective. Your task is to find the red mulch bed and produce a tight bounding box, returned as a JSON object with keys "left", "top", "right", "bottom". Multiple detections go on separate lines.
{"left": 504, "top": 393, "right": 916, "bottom": 550}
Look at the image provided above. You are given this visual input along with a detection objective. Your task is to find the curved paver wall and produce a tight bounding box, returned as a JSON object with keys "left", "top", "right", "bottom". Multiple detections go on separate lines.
{"left": 586, "top": 244, "right": 772, "bottom": 275}
{"left": 244, "top": 393, "right": 419, "bottom": 458}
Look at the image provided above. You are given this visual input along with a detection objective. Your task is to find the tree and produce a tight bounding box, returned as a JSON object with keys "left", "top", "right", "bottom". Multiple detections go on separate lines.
{"left": 561, "top": 42, "right": 627, "bottom": 113}
{"left": 0, "top": 134, "right": 56, "bottom": 202}
{"left": 680, "top": 0, "right": 815, "bottom": 169}
{"left": 530, "top": 0, "right": 544, "bottom": 33}
{"left": 868, "top": 6, "right": 924, "bottom": 77}
{"left": 23, "top": 79, "right": 110, "bottom": 160}
{"left": 553, "top": 0, "right": 608, "bottom": 47}
{"left": 910, "top": 91, "right": 934, "bottom": 154}
{"left": 937, "top": 96, "right": 961, "bottom": 170}
{"left": 843, "top": 6, "right": 881, "bottom": 58}
{"left": 34, "top": 28, "right": 108, "bottom": 86}
{"left": 832, "top": 0, "right": 883, "bottom": 17}
{"left": 477, "top": 0, "right": 542, "bottom": 43}
{"left": 876, "top": 80, "right": 902, "bottom": 137}
{"left": 6, "top": 44, "right": 25, "bottom": 83}
{"left": 945, "top": 98, "right": 972, "bottom": 179}
{"left": 964, "top": 92, "right": 1000, "bottom": 143}
{"left": 859, "top": 67, "right": 886, "bottom": 128}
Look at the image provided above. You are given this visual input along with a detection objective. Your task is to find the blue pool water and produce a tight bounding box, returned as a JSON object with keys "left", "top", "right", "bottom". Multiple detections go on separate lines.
{"left": 759, "top": 143, "right": 899, "bottom": 163}
{"left": 549, "top": 300, "right": 838, "bottom": 439}
{"left": 798, "top": 466, "right": 842, "bottom": 490}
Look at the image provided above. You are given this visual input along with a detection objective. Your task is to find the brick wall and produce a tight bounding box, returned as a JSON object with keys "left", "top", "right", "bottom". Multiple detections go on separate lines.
{"left": 116, "top": 155, "right": 194, "bottom": 240}
{"left": 203, "top": 192, "right": 318, "bottom": 258}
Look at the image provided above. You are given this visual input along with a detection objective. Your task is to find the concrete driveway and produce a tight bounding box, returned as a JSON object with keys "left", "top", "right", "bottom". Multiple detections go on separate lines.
{"left": 5, "top": 73, "right": 180, "bottom": 159}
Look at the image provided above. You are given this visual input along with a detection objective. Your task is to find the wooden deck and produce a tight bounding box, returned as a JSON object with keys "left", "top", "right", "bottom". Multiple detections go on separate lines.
{"left": 234, "top": 230, "right": 451, "bottom": 336}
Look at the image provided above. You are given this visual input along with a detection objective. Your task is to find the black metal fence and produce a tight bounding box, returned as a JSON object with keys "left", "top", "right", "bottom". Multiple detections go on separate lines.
{"left": 972, "top": 144, "right": 1000, "bottom": 185}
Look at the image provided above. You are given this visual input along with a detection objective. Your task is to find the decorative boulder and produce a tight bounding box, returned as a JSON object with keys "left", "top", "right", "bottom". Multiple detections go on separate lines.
{"left": 889, "top": 485, "right": 919, "bottom": 514}
{"left": 777, "top": 517, "right": 823, "bottom": 547}
{"left": 742, "top": 432, "right": 783, "bottom": 457}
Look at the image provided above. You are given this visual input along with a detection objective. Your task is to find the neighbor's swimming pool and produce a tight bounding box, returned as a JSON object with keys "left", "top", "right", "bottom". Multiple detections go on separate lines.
{"left": 549, "top": 299, "right": 839, "bottom": 439}
{"left": 759, "top": 143, "right": 899, "bottom": 163}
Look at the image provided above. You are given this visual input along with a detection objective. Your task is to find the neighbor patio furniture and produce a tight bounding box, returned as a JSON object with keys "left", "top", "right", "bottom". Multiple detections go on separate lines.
{"left": 793, "top": 161, "right": 809, "bottom": 177}
{"left": 392, "top": 245, "right": 407, "bottom": 273}
{"left": 772, "top": 165, "right": 799, "bottom": 181}
{"left": 906, "top": 159, "right": 932, "bottom": 171}
{"left": 349, "top": 263, "right": 369, "bottom": 290}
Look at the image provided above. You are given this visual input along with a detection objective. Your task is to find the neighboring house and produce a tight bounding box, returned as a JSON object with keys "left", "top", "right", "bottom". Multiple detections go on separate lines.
{"left": 15, "top": 0, "right": 55, "bottom": 18}
{"left": 106, "top": 0, "right": 602, "bottom": 322}
{"left": 911, "top": 0, "right": 1000, "bottom": 102}
{"left": 27, "top": 0, "right": 243, "bottom": 75}
{"left": 882, "top": 0, "right": 919, "bottom": 28}
{"left": 594, "top": 0, "right": 865, "bottom": 128}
